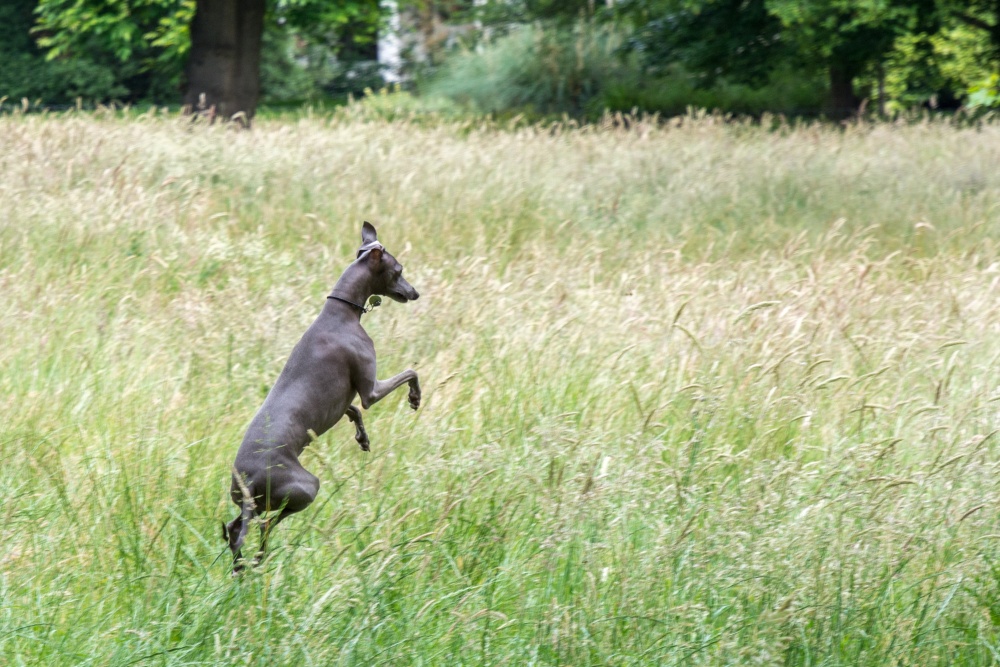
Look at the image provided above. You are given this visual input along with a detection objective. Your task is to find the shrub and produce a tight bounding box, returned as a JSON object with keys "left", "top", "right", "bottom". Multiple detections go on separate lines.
{"left": 600, "top": 64, "right": 827, "bottom": 118}
{"left": 424, "top": 23, "right": 637, "bottom": 117}
{"left": 0, "top": 0, "right": 128, "bottom": 105}
{"left": 423, "top": 23, "right": 827, "bottom": 120}
{"left": 0, "top": 53, "right": 128, "bottom": 105}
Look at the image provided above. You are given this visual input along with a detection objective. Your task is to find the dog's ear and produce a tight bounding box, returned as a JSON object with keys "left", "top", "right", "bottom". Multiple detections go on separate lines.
{"left": 361, "top": 221, "right": 378, "bottom": 246}
{"left": 366, "top": 247, "right": 383, "bottom": 265}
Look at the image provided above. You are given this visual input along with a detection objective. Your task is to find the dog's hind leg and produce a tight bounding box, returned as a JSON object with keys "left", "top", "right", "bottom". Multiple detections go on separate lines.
{"left": 251, "top": 469, "right": 319, "bottom": 566}
{"left": 345, "top": 405, "right": 370, "bottom": 451}
{"left": 254, "top": 506, "right": 296, "bottom": 565}
{"left": 226, "top": 501, "right": 256, "bottom": 573}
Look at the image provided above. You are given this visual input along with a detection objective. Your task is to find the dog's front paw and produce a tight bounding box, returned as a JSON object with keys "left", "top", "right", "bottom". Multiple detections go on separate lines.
{"left": 408, "top": 385, "right": 421, "bottom": 410}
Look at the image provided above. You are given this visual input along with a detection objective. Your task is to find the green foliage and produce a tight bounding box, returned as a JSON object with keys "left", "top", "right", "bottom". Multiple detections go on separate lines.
{"left": 767, "top": 0, "right": 938, "bottom": 72}
{"left": 259, "top": 23, "right": 319, "bottom": 102}
{"left": 0, "top": 54, "right": 128, "bottom": 103}
{"left": 0, "top": 0, "right": 37, "bottom": 53}
{"left": 474, "top": 0, "right": 596, "bottom": 25}
{"left": 601, "top": 64, "right": 826, "bottom": 117}
{"left": 467, "top": 0, "right": 993, "bottom": 116}
{"left": 425, "top": 23, "right": 636, "bottom": 116}
{"left": 934, "top": 23, "right": 995, "bottom": 86}
{"left": 0, "top": 0, "right": 129, "bottom": 104}
{"left": 258, "top": 20, "right": 390, "bottom": 103}
{"left": 275, "top": 0, "right": 381, "bottom": 46}
{"left": 619, "top": 0, "right": 790, "bottom": 86}
{"left": 146, "top": 0, "right": 196, "bottom": 70}
{"left": 862, "top": 16, "right": 996, "bottom": 111}
{"left": 938, "top": 0, "right": 1000, "bottom": 64}
{"left": 14, "top": 0, "right": 1000, "bottom": 116}
{"left": 29, "top": 0, "right": 385, "bottom": 105}
{"left": 269, "top": 0, "right": 387, "bottom": 99}
{"left": 967, "top": 74, "right": 1000, "bottom": 108}
{"left": 422, "top": 15, "right": 826, "bottom": 119}
{"left": 876, "top": 31, "right": 948, "bottom": 109}
{"left": 615, "top": 0, "right": 949, "bottom": 113}
{"left": 34, "top": 0, "right": 194, "bottom": 91}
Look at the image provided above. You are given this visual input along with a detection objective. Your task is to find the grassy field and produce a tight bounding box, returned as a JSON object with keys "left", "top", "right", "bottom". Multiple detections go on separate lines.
{"left": 2, "top": 108, "right": 1000, "bottom": 665}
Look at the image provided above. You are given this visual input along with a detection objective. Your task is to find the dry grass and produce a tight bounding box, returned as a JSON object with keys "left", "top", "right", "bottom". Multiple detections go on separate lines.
{"left": 1, "top": 108, "right": 1000, "bottom": 665}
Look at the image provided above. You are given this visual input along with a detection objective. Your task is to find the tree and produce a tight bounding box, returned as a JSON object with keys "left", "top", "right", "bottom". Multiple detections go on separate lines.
{"left": 768, "top": 0, "right": 939, "bottom": 117}
{"left": 942, "top": 0, "right": 1000, "bottom": 66}
{"left": 943, "top": 0, "right": 1000, "bottom": 64}
{"left": 183, "top": 0, "right": 266, "bottom": 121}
{"left": 33, "top": 0, "right": 194, "bottom": 101}
{"left": 2, "top": 0, "right": 130, "bottom": 103}
{"left": 619, "top": 0, "right": 788, "bottom": 86}
{"left": 33, "top": 0, "right": 382, "bottom": 121}
{"left": 614, "top": 0, "right": 940, "bottom": 117}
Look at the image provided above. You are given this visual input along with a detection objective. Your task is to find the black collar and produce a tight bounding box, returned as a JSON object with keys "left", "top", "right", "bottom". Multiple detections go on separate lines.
{"left": 327, "top": 294, "right": 374, "bottom": 315}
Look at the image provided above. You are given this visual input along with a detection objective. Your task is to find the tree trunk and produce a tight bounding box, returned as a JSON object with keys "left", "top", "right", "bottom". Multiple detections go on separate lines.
{"left": 827, "top": 64, "right": 859, "bottom": 120}
{"left": 993, "top": 0, "right": 1000, "bottom": 66}
{"left": 876, "top": 63, "right": 886, "bottom": 118}
{"left": 183, "top": 0, "right": 266, "bottom": 124}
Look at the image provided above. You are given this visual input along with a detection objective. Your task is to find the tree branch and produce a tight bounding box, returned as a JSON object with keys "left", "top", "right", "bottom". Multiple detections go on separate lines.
{"left": 952, "top": 10, "right": 994, "bottom": 34}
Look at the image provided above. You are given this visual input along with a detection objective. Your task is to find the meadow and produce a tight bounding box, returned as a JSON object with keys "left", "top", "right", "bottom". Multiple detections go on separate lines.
{"left": 2, "top": 107, "right": 1000, "bottom": 665}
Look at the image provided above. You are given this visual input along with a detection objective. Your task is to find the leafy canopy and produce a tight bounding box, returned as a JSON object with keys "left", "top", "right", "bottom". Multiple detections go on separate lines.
{"left": 32, "top": 0, "right": 382, "bottom": 88}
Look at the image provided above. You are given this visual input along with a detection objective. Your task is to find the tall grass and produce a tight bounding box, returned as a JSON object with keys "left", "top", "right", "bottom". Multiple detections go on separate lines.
{"left": 1, "top": 109, "right": 1000, "bottom": 665}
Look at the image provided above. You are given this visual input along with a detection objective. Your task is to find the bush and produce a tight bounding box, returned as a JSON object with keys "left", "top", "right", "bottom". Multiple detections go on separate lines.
{"left": 0, "top": 53, "right": 127, "bottom": 105}
{"left": 423, "top": 22, "right": 827, "bottom": 120}
{"left": 600, "top": 64, "right": 827, "bottom": 118}
{"left": 425, "top": 23, "right": 637, "bottom": 117}
{"left": 0, "top": 0, "right": 129, "bottom": 106}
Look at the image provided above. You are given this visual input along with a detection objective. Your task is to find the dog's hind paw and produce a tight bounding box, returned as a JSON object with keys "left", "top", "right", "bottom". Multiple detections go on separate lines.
{"left": 356, "top": 431, "right": 370, "bottom": 451}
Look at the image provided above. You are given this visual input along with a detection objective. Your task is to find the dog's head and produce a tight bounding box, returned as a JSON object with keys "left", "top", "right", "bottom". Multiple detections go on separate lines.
{"left": 358, "top": 221, "right": 419, "bottom": 303}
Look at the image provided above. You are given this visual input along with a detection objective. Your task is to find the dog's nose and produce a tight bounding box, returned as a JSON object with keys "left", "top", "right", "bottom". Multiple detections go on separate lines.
{"left": 411, "top": 291, "right": 420, "bottom": 301}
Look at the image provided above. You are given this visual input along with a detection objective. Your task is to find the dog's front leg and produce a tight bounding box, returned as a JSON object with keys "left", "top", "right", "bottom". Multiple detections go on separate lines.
{"left": 355, "top": 361, "right": 420, "bottom": 411}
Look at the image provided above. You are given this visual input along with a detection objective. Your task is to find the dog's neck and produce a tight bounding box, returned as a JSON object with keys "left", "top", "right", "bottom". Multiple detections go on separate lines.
{"left": 327, "top": 261, "right": 375, "bottom": 319}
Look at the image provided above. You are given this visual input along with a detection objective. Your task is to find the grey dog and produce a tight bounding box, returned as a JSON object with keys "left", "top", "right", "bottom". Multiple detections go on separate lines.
{"left": 223, "top": 222, "right": 420, "bottom": 572}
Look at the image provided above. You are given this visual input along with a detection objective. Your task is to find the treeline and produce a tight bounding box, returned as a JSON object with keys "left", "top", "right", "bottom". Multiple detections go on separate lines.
{"left": 2, "top": 0, "right": 998, "bottom": 119}
{"left": 1, "top": 0, "right": 385, "bottom": 110}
